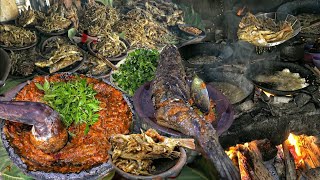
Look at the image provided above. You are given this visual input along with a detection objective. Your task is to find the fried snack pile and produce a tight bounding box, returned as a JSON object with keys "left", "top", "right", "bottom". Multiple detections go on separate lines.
{"left": 110, "top": 129, "right": 195, "bottom": 175}
{"left": 113, "top": 11, "right": 170, "bottom": 49}
{"left": 35, "top": 3, "right": 72, "bottom": 33}
{"left": 238, "top": 13, "right": 294, "bottom": 46}
{"left": 38, "top": 13, "right": 71, "bottom": 33}
{"left": 0, "top": 24, "right": 37, "bottom": 47}
{"left": 113, "top": 0, "right": 183, "bottom": 49}
{"left": 35, "top": 45, "right": 82, "bottom": 73}
{"left": 9, "top": 48, "right": 39, "bottom": 76}
{"left": 79, "top": 3, "right": 119, "bottom": 36}
{"left": 91, "top": 33, "right": 127, "bottom": 58}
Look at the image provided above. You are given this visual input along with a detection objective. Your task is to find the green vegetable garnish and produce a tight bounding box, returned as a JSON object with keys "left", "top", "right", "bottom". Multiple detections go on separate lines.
{"left": 112, "top": 49, "right": 159, "bottom": 96}
{"left": 35, "top": 78, "right": 100, "bottom": 133}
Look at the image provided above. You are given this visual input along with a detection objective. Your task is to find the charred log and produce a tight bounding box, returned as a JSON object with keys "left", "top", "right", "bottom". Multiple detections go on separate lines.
{"left": 246, "top": 142, "right": 274, "bottom": 180}
{"left": 298, "top": 167, "right": 320, "bottom": 180}
{"left": 283, "top": 140, "right": 297, "bottom": 180}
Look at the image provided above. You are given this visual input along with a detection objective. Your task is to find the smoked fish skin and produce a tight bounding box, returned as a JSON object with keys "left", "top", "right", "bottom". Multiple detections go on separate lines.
{"left": 151, "top": 45, "right": 240, "bottom": 180}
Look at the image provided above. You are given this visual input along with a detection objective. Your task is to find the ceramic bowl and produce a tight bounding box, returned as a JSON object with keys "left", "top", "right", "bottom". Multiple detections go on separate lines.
{"left": 109, "top": 147, "right": 187, "bottom": 180}
{"left": 313, "top": 56, "right": 320, "bottom": 69}
{"left": 0, "top": 48, "right": 11, "bottom": 87}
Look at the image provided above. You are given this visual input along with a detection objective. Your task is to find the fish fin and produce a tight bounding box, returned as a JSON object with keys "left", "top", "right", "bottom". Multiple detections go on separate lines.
{"left": 173, "top": 138, "right": 196, "bottom": 150}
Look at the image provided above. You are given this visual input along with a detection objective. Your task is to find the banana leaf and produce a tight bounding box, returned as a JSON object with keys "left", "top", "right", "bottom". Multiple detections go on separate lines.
{"left": 0, "top": 138, "right": 32, "bottom": 180}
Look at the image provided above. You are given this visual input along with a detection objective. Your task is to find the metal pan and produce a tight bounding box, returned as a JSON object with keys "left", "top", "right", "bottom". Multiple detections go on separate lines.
{"left": 245, "top": 60, "right": 317, "bottom": 96}
{"left": 198, "top": 66, "right": 254, "bottom": 105}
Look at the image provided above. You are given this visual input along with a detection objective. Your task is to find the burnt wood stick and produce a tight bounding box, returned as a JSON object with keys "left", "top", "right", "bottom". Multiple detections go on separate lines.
{"left": 298, "top": 167, "right": 320, "bottom": 180}
{"left": 193, "top": 120, "right": 240, "bottom": 180}
{"left": 274, "top": 146, "right": 285, "bottom": 178}
{"left": 246, "top": 142, "right": 274, "bottom": 180}
{"left": 237, "top": 151, "right": 252, "bottom": 180}
{"left": 238, "top": 146, "right": 259, "bottom": 180}
{"left": 283, "top": 140, "right": 297, "bottom": 180}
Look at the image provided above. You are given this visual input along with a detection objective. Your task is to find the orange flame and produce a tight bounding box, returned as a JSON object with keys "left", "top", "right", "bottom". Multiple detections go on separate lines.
{"left": 287, "top": 133, "right": 304, "bottom": 167}
{"left": 288, "top": 133, "right": 301, "bottom": 156}
{"left": 263, "top": 90, "right": 274, "bottom": 98}
{"left": 226, "top": 134, "right": 320, "bottom": 174}
{"left": 286, "top": 133, "right": 320, "bottom": 169}
{"left": 237, "top": 6, "right": 246, "bottom": 16}
{"left": 261, "top": 89, "right": 292, "bottom": 97}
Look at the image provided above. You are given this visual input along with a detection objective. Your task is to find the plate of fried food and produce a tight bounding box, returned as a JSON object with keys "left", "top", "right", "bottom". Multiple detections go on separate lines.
{"left": 237, "top": 12, "right": 301, "bottom": 47}
{"left": 34, "top": 3, "right": 73, "bottom": 36}
{"left": 87, "top": 33, "right": 129, "bottom": 62}
{"left": 0, "top": 24, "right": 38, "bottom": 50}
{"left": 109, "top": 129, "right": 191, "bottom": 179}
{"left": 35, "top": 36, "right": 85, "bottom": 74}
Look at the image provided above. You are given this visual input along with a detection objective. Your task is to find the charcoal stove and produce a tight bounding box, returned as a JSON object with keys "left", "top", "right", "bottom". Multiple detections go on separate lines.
{"left": 219, "top": 63, "right": 320, "bottom": 147}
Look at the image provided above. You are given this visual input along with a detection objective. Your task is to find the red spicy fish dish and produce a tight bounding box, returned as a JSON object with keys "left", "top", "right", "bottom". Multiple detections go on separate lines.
{"left": 2, "top": 73, "right": 133, "bottom": 173}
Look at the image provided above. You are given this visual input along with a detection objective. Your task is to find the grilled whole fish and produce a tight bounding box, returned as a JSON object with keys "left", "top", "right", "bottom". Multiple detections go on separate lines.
{"left": 151, "top": 45, "right": 240, "bottom": 179}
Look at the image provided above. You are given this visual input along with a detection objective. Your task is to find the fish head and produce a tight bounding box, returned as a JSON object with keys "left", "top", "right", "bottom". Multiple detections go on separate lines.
{"left": 191, "top": 75, "right": 210, "bottom": 113}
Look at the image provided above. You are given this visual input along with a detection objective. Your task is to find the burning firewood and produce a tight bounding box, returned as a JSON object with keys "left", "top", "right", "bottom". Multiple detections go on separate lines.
{"left": 287, "top": 133, "right": 320, "bottom": 170}
{"left": 226, "top": 134, "right": 320, "bottom": 180}
{"left": 283, "top": 140, "right": 297, "bottom": 180}
{"left": 226, "top": 140, "right": 275, "bottom": 180}
{"left": 237, "top": 150, "right": 254, "bottom": 180}
{"left": 247, "top": 142, "right": 274, "bottom": 180}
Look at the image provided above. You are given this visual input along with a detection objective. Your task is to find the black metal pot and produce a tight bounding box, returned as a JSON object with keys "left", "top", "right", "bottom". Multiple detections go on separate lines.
{"left": 198, "top": 66, "right": 254, "bottom": 105}
{"left": 0, "top": 48, "right": 11, "bottom": 87}
{"left": 245, "top": 60, "right": 317, "bottom": 96}
{"left": 279, "top": 39, "right": 305, "bottom": 62}
{"left": 178, "top": 42, "right": 233, "bottom": 69}
{"left": 277, "top": 0, "right": 320, "bottom": 15}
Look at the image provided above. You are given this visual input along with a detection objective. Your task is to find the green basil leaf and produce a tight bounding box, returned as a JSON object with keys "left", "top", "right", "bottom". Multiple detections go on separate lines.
{"left": 35, "top": 83, "right": 44, "bottom": 91}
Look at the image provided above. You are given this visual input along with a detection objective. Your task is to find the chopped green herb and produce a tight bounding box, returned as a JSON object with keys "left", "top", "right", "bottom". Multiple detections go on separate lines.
{"left": 112, "top": 49, "right": 159, "bottom": 96}
{"left": 35, "top": 78, "right": 100, "bottom": 132}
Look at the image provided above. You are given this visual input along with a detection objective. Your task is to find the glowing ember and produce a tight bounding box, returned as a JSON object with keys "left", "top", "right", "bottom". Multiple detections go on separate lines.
{"left": 288, "top": 133, "right": 302, "bottom": 156}
{"left": 237, "top": 6, "right": 246, "bottom": 16}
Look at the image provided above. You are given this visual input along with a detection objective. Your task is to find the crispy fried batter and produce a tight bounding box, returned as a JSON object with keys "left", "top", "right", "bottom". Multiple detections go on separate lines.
{"left": 238, "top": 13, "right": 294, "bottom": 46}
{"left": 110, "top": 129, "right": 194, "bottom": 175}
